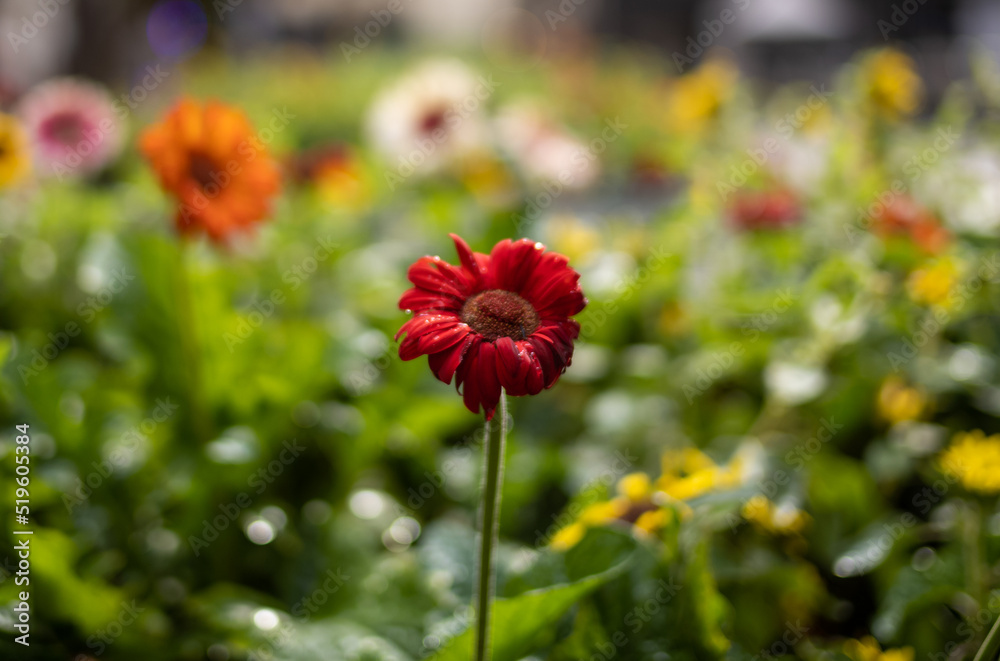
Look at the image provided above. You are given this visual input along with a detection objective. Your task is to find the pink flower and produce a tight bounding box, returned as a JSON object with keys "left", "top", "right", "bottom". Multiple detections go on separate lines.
{"left": 17, "top": 78, "right": 125, "bottom": 179}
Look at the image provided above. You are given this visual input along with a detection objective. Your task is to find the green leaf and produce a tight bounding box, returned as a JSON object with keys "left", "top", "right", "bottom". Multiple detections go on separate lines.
{"left": 428, "top": 556, "right": 630, "bottom": 661}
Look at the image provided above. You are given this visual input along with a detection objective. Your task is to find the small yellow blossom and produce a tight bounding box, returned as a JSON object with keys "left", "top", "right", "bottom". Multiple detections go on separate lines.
{"left": 666, "top": 58, "right": 738, "bottom": 134}
{"left": 906, "top": 259, "right": 959, "bottom": 308}
{"left": 550, "top": 445, "right": 752, "bottom": 551}
{"left": 579, "top": 499, "right": 628, "bottom": 526}
{"left": 661, "top": 447, "right": 716, "bottom": 476}
{"left": 315, "top": 158, "right": 370, "bottom": 211}
{"left": 460, "top": 153, "right": 515, "bottom": 206}
{"left": 617, "top": 472, "right": 653, "bottom": 502}
{"left": 547, "top": 215, "right": 601, "bottom": 263}
{"left": 660, "top": 469, "right": 720, "bottom": 501}
{"left": 940, "top": 430, "right": 1000, "bottom": 494}
{"left": 658, "top": 301, "right": 691, "bottom": 337}
{"left": 863, "top": 49, "right": 923, "bottom": 121}
{"left": 0, "top": 112, "right": 30, "bottom": 189}
{"left": 877, "top": 377, "right": 927, "bottom": 424}
{"left": 742, "top": 495, "right": 809, "bottom": 535}
{"left": 635, "top": 509, "right": 671, "bottom": 534}
{"left": 844, "top": 636, "right": 914, "bottom": 661}
{"left": 657, "top": 447, "right": 744, "bottom": 499}
{"left": 550, "top": 522, "right": 586, "bottom": 551}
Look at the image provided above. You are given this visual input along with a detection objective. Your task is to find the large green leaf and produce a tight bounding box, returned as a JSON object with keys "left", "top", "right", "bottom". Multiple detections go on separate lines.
{"left": 429, "top": 556, "right": 630, "bottom": 661}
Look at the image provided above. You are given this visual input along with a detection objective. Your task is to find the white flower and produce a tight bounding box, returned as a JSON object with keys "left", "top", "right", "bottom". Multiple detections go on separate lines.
{"left": 765, "top": 361, "right": 828, "bottom": 405}
{"left": 730, "top": 439, "right": 767, "bottom": 485}
{"left": 923, "top": 148, "right": 1000, "bottom": 235}
{"left": 365, "top": 59, "right": 488, "bottom": 175}
{"left": 495, "top": 102, "right": 599, "bottom": 190}
{"left": 771, "top": 133, "right": 830, "bottom": 195}
{"left": 809, "top": 295, "right": 867, "bottom": 346}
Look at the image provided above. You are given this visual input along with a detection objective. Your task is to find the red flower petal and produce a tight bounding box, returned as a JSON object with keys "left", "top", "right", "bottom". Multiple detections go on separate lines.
{"left": 486, "top": 238, "right": 543, "bottom": 294}
{"left": 413, "top": 322, "right": 467, "bottom": 354}
{"left": 473, "top": 341, "right": 501, "bottom": 420}
{"left": 395, "top": 312, "right": 461, "bottom": 342}
{"left": 407, "top": 258, "right": 468, "bottom": 299}
{"left": 428, "top": 334, "right": 474, "bottom": 384}
{"left": 449, "top": 233, "right": 486, "bottom": 289}
{"left": 522, "top": 343, "right": 546, "bottom": 395}
{"left": 398, "top": 287, "right": 463, "bottom": 313}
{"left": 494, "top": 336, "right": 529, "bottom": 396}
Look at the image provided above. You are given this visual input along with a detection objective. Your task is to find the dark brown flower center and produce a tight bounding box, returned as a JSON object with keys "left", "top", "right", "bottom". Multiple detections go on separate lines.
{"left": 418, "top": 107, "right": 448, "bottom": 135}
{"left": 461, "top": 289, "right": 540, "bottom": 341}
{"left": 188, "top": 152, "right": 219, "bottom": 189}
{"left": 620, "top": 501, "right": 658, "bottom": 524}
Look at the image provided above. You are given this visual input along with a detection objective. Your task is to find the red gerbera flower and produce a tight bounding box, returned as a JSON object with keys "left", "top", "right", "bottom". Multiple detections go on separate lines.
{"left": 728, "top": 189, "right": 802, "bottom": 230}
{"left": 396, "top": 234, "right": 587, "bottom": 420}
{"left": 873, "top": 194, "right": 950, "bottom": 254}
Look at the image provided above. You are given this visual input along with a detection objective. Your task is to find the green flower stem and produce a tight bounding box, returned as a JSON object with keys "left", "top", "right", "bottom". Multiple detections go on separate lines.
{"left": 173, "top": 240, "right": 210, "bottom": 442}
{"left": 974, "top": 613, "right": 1000, "bottom": 661}
{"left": 972, "top": 500, "right": 997, "bottom": 661}
{"left": 475, "top": 389, "right": 508, "bottom": 661}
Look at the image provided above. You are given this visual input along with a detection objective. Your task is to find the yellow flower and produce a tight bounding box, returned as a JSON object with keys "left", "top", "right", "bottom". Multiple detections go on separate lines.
{"left": 864, "top": 49, "right": 923, "bottom": 121}
{"left": 742, "top": 495, "right": 809, "bottom": 535}
{"left": 635, "top": 508, "right": 671, "bottom": 534}
{"left": 550, "top": 445, "right": 755, "bottom": 551}
{"left": 548, "top": 497, "right": 633, "bottom": 551}
{"left": 315, "top": 157, "right": 370, "bottom": 212}
{"left": 799, "top": 102, "right": 832, "bottom": 135}
{"left": 844, "top": 636, "right": 914, "bottom": 661}
{"left": 617, "top": 472, "right": 653, "bottom": 502}
{"left": 460, "top": 153, "right": 515, "bottom": 206}
{"left": 658, "top": 302, "right": 690, "bottom": 337}
{"left": 661, "top": 447, "right": 716, "bottom": 476}
{"left": 550, "top": 522, "right": 586, "bottom": 551}
{"left": 546, "top": 215, "right": 601, "bottom": 263}
{"left": 907, "top": 259, "right": 959, "bottom": 308}
{"left": 656, "top": 447, "right": 742, "bottom": 500}
{"left": 0, "top": 112, "right": 30, "bottom": 188}
{"left": 579, "top": 499, "right": 628, "bottom": 525}
{"left": 877, "top": 377, "right": 927, "bottom": 424}
{"left": 666, "top": 58, "right": 738, "bottom": 133}
{"left": 940, "top": 430, "right": 1000, "bottom": 494}
{"left": 659, "top": 469, "right": 719, "bottom": 501}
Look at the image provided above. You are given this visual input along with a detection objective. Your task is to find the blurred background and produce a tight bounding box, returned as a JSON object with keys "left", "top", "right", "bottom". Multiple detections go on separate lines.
{"left": 3, "top": 0, "right": 1000, "bottom": 94}
{"left": 2, "top": 1, "right": 1000, "bottom": 660}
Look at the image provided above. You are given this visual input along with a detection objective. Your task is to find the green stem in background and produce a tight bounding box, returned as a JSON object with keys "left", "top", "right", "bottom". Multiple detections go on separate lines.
{"left": 963, "top": 501, "right": 985, "bottom": 606}
{"left": 172, "top": 240, "right": 211, "bottom": 442}
{"left": 971, "top": 499, "right": 997, "bottom": 661}
{"left": 974, "top": 613, "right": 1000, "bottom": 661}
{"left": 474, "top": 390, "right": 508, "bottom": 661}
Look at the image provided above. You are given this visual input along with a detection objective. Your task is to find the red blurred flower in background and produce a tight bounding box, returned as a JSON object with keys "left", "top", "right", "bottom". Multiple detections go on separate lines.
{"left": 872, "top": 195, "right": 949, "bottom": 254}
{"left": 288, "top": 143, "right": 369, "bottom": 210}
{"left": 396, "top": 235, "right": 587, "bottom": 419}
{"left": 728, "top": 189, "right": 802, "bottom": 230}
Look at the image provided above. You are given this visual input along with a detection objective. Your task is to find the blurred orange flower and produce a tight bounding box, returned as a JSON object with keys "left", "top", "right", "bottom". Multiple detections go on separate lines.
{"left": 873, "top": 195, "right": 949, "bottom": 254}
{"left": 140, "top": 98, "right": 281, "bottom": 243}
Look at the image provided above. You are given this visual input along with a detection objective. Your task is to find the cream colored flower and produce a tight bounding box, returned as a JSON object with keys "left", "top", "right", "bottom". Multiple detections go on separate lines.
{"left": 366, "top": 59, "right": 489, "bottom": 175}
{"left": 495, "top": 102, "right": 599, "bottom": 190}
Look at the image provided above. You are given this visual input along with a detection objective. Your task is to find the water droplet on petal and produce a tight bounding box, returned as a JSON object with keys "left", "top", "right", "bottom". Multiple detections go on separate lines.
{"left": 534, "top": 242, "right": 544, "bottom": 250}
